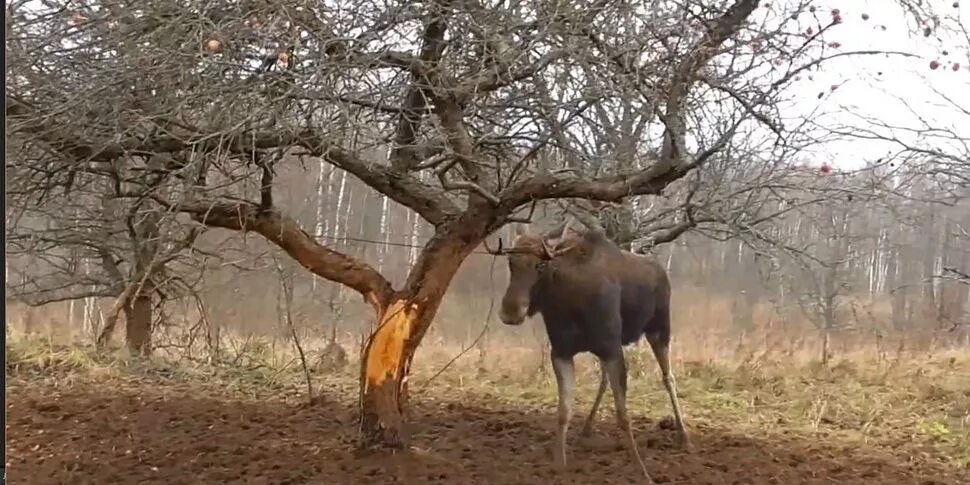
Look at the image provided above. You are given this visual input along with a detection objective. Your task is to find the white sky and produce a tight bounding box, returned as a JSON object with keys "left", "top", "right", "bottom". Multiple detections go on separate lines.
{"left": 16, "top": 0, "right": 968, "bottom": 171}
{"left": 775, "top": 0, "right": 969, "bottom": 169}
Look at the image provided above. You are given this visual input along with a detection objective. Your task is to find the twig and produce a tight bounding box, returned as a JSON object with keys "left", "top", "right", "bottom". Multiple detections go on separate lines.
{"left": 419, "top": 252, "right": 501, "bottom": 390}
{"left": 275, "top": 258, "right": 314, "bottom": 404}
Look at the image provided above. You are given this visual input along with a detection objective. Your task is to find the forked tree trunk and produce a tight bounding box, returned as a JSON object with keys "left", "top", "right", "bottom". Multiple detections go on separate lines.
{"left": 187, "top": 199, "right": 491, "bottom": 449}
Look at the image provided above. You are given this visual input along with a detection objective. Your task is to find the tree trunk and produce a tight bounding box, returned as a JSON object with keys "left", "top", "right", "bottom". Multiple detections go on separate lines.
{"left": 358, "top": 297, "right": 430, "bottom": 447}
{"left": 378, "top": 195, "right": 390, "bottom": 272}
{"left": 67, "top": 298, "right": 76, "bottom": 332}
{"left": 357, "top": 219, "right": 484, "bottom": 448}
{"left": 821, "top": 327, "right": 831, "bottom": 365}
{"left": 124, "top": 292, "right": 152, "bottom": 354}
{"left": 22, "top": 305, "right": 38, "bottom": 335}
{"left": 358, "top": 287, "right": 462, "bottom": 447}
{"left": 84, "top": 296, "right": 97, "bottom": 337}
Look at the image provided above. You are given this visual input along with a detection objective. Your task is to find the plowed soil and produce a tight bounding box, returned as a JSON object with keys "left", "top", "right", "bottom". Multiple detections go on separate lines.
{"left": 6, "top": 372, "right": 966, "bottom": 485}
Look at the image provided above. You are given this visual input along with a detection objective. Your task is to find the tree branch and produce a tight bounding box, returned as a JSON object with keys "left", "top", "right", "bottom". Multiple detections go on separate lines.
{"left": 431, "top": 98, "right": 496, "bottom": 204}
{"left": 7, "top": 97, "right": 459, "bottom": 224}
{"left": 180, "top": 200, "right": 393, "bottom": 312}
{"left": 389, "top": 4, "right": 450, "bottom": 171}
{"left": 452, "top": 49, "right": 567, "bottom": 102}
{"left": 8, "top": 286, "right": 122, "bottom": 307}
{"left": 661, "top": 0, "right": 760, "bottom": 163}
{"left": 498, "top": 1, "right": 759, "bottom": 220}
{"left": 499, "top": 159, "right": 694, "bottom": 211}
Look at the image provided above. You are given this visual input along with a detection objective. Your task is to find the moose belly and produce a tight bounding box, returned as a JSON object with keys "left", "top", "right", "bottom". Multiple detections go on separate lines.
{"left": 537, "top": 306, "right": 624, "bottom": 359}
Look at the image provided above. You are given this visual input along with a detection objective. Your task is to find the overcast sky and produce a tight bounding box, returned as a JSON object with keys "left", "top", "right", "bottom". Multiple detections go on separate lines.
{"left": 775, "top": 0, "right": 969, "bottom": 169}
{"left": 16, "top": 0, "right": 968, "bottom": 172}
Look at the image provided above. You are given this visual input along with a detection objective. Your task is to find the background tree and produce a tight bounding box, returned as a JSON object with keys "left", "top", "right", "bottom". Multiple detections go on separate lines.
{"left": 5, "top": 141, "right": 203, "bottom": 353}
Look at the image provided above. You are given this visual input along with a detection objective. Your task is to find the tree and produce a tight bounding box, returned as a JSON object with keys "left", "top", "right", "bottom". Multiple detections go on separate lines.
{"left": 5, "top": 140, "right": 202, "bottom": 353}
{"left": 824, "top": 1, "right": 970, "bottom": 329}
{"left": 6, "top": 0, "right": 942, "bottom": 447}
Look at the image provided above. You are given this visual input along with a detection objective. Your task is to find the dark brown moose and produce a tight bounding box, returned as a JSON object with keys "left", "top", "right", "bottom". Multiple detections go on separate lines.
{"left": 488, "top": 221, "right": 689, "bottom": 482}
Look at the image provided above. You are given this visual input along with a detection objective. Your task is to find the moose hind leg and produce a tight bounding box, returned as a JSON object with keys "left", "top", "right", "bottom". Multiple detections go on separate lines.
{"left": 580, "top": 364, "right": 608, "bottom": 437}
{"left": 647, "top": 336, "right": 690, "bottom": 449}
{"left": 602, "top": 355, "right": 653, "bottom": 483}
{"left": 551, "top": 355, "right": 576, "bottom": 468}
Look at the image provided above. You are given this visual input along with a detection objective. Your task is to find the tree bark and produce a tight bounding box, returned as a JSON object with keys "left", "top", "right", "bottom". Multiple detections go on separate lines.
{"left": 358, "top": 297, "right": 426, "bottom": 447}
{"left": 124, "top": 291, "right": 152, "bottom": 354}
{"left": 357, "top": 215, "right": 487, "bottom": 447}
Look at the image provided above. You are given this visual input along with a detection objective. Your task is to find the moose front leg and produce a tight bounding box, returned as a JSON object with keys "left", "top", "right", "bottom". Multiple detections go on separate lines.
{"left": 550, "top": 355, "right": 576, "bottom": 468}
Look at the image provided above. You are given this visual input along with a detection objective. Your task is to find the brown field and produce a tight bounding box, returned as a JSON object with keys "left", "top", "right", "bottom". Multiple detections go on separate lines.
{"left": 5, "top": 335, "right": 970, "bottom": 485}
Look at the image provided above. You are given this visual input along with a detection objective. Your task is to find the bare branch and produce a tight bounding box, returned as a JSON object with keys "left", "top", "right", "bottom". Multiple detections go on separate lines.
{"left": 180, "top": 199, "right": 393, "bottom": 311}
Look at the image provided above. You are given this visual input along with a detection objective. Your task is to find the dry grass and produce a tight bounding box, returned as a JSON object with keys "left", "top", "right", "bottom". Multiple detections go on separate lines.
{"left": 7, "top": 288, "right": 970, "bottom": 482}
{"left": 415, "top": 342, "right": 970, "bottom": 470}
{"left": 7, "top": 333, "right": 970, "bottom": 472}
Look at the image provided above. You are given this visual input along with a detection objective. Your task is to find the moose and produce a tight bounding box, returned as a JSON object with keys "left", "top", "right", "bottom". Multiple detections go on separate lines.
{"left": 488, "top": 220, "right": 689, "bottom": 480}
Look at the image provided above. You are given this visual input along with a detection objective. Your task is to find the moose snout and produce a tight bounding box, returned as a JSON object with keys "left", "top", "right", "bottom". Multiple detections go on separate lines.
{"left": 499, "top": 298, "right": 527, "bottom": 326}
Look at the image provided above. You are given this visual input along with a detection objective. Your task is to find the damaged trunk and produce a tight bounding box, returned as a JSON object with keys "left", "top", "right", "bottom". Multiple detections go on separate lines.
{"left": 357, "top": 223, "right": 484, "bottom": 448}
{"left": 358, "top": 297, "right": 430, "bottom": 447}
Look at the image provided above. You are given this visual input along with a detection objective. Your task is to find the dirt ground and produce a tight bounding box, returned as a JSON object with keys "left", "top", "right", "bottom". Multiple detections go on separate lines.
{"left": 6, "top": 367, "right": 968, "bottom": 485}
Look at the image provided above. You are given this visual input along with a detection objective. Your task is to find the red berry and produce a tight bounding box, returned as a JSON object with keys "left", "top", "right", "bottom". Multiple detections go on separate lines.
{"left": 831, "top": 8, "right": 840, "bottom": 16}
{"left": 820, "top": 163, "right": 832, "bottom": 174}
{"left": 954, "top": 63, "right": 962, "bottom": 71}
{"left": 924, "top": 26, "right": 933, "bottom": 37}
{"left": 205, "top": 39, "right": 222, "bottom": 54}
{"left": 828, "top": 42, "right": 841, "bottom": 48}
{"left": 833, "top": 14, "right": 842, "bottom": 24}
{"left": 930, "top": 60, "right": 941, "bottom": 70}
{"left": 806, "top": 26, "right": 814, "bottom": 35}
{"left": 861, "top": 13, "right": 870, "bottom": 20}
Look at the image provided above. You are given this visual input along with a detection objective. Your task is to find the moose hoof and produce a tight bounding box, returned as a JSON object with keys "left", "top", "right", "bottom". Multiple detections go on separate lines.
{"left": 676, "top": 433, "right": 692, "bottom": 452}
{"left": 553, "top": 449, "right": 569, "bottom": 469}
